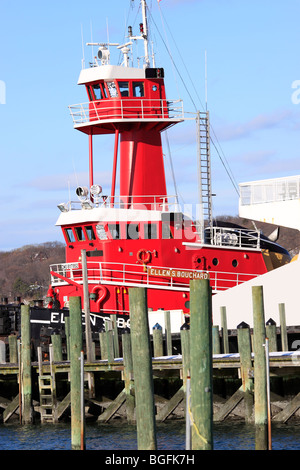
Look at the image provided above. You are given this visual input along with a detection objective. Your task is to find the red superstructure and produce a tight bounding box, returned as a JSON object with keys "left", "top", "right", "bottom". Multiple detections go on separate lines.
{"left": 47, "top": 1, "right": 290, "bottom": 317}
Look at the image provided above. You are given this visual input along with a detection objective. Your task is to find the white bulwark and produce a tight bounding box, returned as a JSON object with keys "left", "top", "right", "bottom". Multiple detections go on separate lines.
{"left": 239, "top": 175, "right": 300, "bottom": 230}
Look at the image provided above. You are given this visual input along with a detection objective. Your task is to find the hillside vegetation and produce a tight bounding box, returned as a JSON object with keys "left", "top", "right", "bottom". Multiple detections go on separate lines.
{"left": 0, "top": 216, "right": 299, "bottom": 304}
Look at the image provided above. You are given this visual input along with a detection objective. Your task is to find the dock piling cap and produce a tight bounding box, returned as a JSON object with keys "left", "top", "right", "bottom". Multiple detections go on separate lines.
{"left": 237, "top": 321, "right": 250, "bottom": 329}
{"left": 153, "top": 323, "right": 162, "bottom": 330}
{"left": 266, "top": 318, "right": 276, "bottom": 326}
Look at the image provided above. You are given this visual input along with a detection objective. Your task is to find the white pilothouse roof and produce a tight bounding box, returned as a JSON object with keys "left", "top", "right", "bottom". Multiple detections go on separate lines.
{"left": 78, "top": 64, "right": 145, "bottom": 85}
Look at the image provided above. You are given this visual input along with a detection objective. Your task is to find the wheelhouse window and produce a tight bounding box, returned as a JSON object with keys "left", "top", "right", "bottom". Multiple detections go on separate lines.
{"left": 92, "top": 84, "right": 103, "bottom": 100}
{"left": 65, "top": 228, "right": 76, "bottom": 243}
{"left": 107, "top": 81, "right": 118, "bottom": 98}
{"left": 96, "top": 224, "right": 108, "bottom": 240}
{"left": 133, "top": 82, "right": 144, "bottom": 97}
{"left": 127, "top": 223, "right": 139, "bottom": 240}
{"left": 87, "top": 86, "right": 93, "bottom": 101}
{"left": 108, "top": 223, "right": 120, "bottom": 240}
{"left": 118, "top": 81, "right": 129, "bottom": 97}
{"left": 162, "top": 223, "right": 173, "bottom": 239}
{"left": 144, "top": 223, "right": 157, "bottom": 239}
{"left": 75, "top": 226, "right": 85, "bottom": 241}
{"left": 85, "top": 225, "right": 96, "bottom": 241}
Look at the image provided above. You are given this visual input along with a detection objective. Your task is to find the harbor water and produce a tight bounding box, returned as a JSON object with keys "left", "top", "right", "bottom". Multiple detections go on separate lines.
{"left": 0, "top": 421, "right": 299, "bottom": 450}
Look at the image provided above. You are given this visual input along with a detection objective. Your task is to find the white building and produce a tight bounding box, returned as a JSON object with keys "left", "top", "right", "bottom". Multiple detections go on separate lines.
{"left": 212, "top": 175, "right": 300, "bottom": 329}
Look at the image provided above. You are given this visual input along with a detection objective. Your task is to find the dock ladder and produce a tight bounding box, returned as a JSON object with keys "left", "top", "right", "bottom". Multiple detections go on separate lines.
{"left": 38, "top": 346, "right": 57, "bottom": 423}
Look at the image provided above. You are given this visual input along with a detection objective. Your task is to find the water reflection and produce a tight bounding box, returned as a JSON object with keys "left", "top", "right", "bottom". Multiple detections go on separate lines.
{"left": 0, "top": 421, "right": 299, "bottom": 450}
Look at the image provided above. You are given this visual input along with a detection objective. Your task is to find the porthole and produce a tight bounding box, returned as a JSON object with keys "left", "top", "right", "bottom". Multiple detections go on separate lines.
{"left": 232, "top": 259, "right": 238, "bottom": 268}
{"left": 212, "top": 258, "right": 219, "bottom": 266}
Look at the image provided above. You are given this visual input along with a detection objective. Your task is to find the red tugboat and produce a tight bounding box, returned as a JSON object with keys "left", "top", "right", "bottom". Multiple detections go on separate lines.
{"left": 47, "top": 0, "right": 290, "bottom": 320}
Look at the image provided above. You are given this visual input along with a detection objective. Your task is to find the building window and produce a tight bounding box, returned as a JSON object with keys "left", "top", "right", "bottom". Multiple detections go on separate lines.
{"left": 144, "top": 223, "right": 157, "bottom": 239}
{"left": 127, "top": 223, "right": 139, "bottom": 240}
{"left": 85, "top": 226, "right": 96, "bottom": 241}
{"left": 118, "top": 81, "right": 129, "bottom": 97}
{"left": 108, "top": 223, "right": 120, "bottom": 239}
{"left": 65, "top": 228, "right": 76, "bottom": 243}
{"left": 133, "top": 82, "right": 144, "bottom": 97}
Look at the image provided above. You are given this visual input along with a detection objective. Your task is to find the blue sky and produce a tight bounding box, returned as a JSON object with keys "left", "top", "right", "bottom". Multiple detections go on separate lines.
{"left": 0, "top": 0, "right": 299, "bottom": 251}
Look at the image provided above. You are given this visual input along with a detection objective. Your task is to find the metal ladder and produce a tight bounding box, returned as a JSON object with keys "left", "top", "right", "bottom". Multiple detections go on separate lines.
{"left": 38, "top": 346, "right": 57, "bottom": 423}
{"left": 196, "top": 111, "right": 213, "bottom": 240}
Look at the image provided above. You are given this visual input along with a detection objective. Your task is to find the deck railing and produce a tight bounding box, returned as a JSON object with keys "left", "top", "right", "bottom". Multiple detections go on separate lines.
{"left": 68, "top": 99, "right": 184, "bottom": 125}
{"left": 205, "top": 226, "right": 261, "bottom": 249}
{"left": 50, "top": 261, "right": 259, "bottom": 293}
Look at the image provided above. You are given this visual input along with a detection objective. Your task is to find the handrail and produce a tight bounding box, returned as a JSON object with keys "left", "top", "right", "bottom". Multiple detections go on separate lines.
{"left": 205, "top": 226, "right": 261, "bottom": 249}
{"left": 68, "top": 99, "right": 184, "bottom": 125}
{"left": 50, "top": 261, "right": 259, "bottom": 293}
{"left": 58, "top": 194, "right": 181, "bottom": 212}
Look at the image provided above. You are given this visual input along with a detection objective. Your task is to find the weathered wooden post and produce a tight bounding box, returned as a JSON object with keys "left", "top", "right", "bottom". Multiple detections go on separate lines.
{"left": 106, "top": 330, "right": 115, "bottom": 365}
{"left": 212, "top": 325, "right": 221, "bottom": 354}
{"left": 252, "top": 285, "right": 268, "bottom": 450}
{"left": 121, "top": 329, "right": 135, "bottom": 423}
{"left": 152, "top": 323, "right": 164, "bottom": 357}
{"left": 129, "top": 287, "right": 157, "bottom": 450}
{"left": 220, "top": 306, "right": 229, "bottom": 353}
{"left": 180, "top": 321, "right": 190, "bottom": 390}
{"left": 237, "top": 321, "right": 253, "bottom": 423}
{"left": 69, "top": 296, "right": 85, "bottom": 450}
{"left": 266, "top": 318, "right": 277, "bottom": 352}
{"left": 99, "top": 329, "right": 107, "bottom": 359}
{"left": 180, "top": 321, "right": 191, "bottom": 450}
{"left": 190, "top": 278, "right": 213, "bottom": 450}
{"left": 164, "top": 310, "right": 172, "bottom": 356}
{"left": 51, "top": 333, "right": 63, "bottom": 362}
{"left": 65, "top": 316, "right": 71, "bottom": 360}
{"left": 21, "top": 304, "right": 32, "bottom": 424}
{"left": 110, "top": 314, "right": 120, "bottom": 358}
{"left": 9, "top": 335, "right": 18, "bottom": 363}
{"left": 279, "top": 303, "right": 288, "bottom": 351}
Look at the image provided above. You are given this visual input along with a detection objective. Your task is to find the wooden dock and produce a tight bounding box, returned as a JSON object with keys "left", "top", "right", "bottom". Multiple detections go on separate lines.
{"left": 0, "top": 347, "right": 300, "bottom": 425}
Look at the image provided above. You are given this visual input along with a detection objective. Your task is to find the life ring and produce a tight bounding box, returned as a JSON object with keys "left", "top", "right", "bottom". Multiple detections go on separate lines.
{"left": 137, "top": 249, "right": 151, "bottom": 264}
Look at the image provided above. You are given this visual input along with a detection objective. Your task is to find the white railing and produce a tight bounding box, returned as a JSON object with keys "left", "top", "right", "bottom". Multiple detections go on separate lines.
{"left": 205, "top": 226, "right": 261, "bottom": 249}
{"left": 50, "top": 261, "right": 259, "bottom": 293}
{"left": 59, "top": 194, "right": 181, "bottom": 212}
{"left": 68, "top": 99, "right": 184, "bottom": 125}
{"left": 240, "top": 175, "right": 300, "bottom": 206}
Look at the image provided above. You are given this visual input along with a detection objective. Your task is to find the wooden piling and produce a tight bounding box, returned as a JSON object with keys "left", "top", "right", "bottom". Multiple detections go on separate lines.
{"left": 51, "top": 334, "right": 63, "bottom": 362}
{"left": 9, "top": 335, "right": 18, "bottom": 363}
{"left": 129, "top": 287, "right": 157, "bottom": 450}
{"left": 266, "top": 318, "right": 277, "bottom": 352}
{"left": 153, "top": 323, "right": 163, "bottom": 357}
{"left": 21, "top": 304, "right": 32, "bottom": 424}
{"left": 69, "top": 296, "right": 84, "bottom": 450}
{"left": 190, "top": 279, "right": 213, "bottom": 450}
{"left": 121, "top": 329, "right": 135, "bottom": 423}
{"left": 220, "top": 306, "right": 229, "bottom": 353}
{"left": 180, "top": 322, "right": 190, "bottom": 390}
{"left": 237, "top": 322, "right": 253, "bottom": 423}
{"left": 212, "top": 325, "right": 221, "bottom": 354}
{"left": 252, "top": 285, "right": 268, "bottom": 450}
{"left": 279, "top": 303, "right": 288, "bottom": 351}
{"left": 65, "top": 316, "right": 71, "bottom": 360}
{"left": 164, "top": 310, "right": 172, "bottom": 356}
